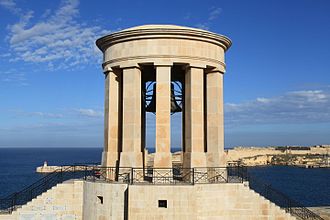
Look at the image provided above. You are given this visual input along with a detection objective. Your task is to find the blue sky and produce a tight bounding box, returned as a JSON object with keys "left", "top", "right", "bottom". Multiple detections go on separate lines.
{"left": 0, "top": 0, "right": 330, "bottom": 148}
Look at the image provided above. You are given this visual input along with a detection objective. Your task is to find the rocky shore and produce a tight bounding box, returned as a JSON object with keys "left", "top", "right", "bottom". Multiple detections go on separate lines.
{"left": 308, "top": 207, "right": 330, "bottom": 220}
{"left": 226, "top": 145, "right": 330, "bottom": 167}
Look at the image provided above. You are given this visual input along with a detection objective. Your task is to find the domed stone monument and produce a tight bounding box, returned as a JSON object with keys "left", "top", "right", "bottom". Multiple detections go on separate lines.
{"left": 96, "top": 24, "right": 231, "bottom": 170}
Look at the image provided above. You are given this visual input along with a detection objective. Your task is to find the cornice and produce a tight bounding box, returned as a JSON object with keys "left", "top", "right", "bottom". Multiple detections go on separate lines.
{"left": 101, "top": 54, "right": 226, "bottom": 70}
{"left": 96, "top": 25, "right": 232, "bottom": 52}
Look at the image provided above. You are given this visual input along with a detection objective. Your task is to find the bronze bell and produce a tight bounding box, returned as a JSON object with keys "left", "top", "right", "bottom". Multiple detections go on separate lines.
{"left": 145, "top": 83, "right": 182, "bottom": 113}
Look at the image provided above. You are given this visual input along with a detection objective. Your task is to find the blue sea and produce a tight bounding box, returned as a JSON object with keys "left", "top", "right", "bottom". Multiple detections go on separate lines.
{"left": 0, "top": 148, "right": 102, "bottom": 197}
{"left": 0, "top": 148, "right": 329, "bottom": 207}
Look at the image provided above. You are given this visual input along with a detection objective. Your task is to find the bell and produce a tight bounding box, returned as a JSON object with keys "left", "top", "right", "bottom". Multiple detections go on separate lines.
{"left": 145, "top": 83, "right": 156, "bottom": 113}
{"left": 145, "top": 83, "right": 182, "bottom": 113}
{"left": 170, "top": 83, "right": 182, "bottom": 113}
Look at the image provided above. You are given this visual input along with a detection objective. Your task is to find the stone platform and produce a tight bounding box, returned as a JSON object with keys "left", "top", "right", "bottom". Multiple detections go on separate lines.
{"left": 0, "top": 180, "right": 296, "bottom": 220}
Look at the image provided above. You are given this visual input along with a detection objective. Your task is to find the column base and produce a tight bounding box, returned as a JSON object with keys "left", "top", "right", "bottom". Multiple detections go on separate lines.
{"left": 119, "top": 152, "right": 143, "bottom": 168}
{"left": 206, "top": 152, "right": 227, "bottom": 167}
{"left": 153, "top": 152, "right": 172, "bottom": 168}
{"left": 182, "top": 152, "right": 207, "bottom": 169}
{"left": 101, "top": 151, "right": 119, "bottom": 167}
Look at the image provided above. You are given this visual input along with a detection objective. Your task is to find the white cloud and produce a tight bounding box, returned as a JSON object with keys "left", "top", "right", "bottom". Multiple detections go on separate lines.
{"left": 0, "top": 0, "right": 20, "bottom": 14}
{"left": 194, "top": 7, "right": 222, "bottom": 31}
{"left": 195, "top": 23, "right": 210, "bottom": 31}
{"left": 76, "top": 108, "right": 103, "bottom": 117}
{"left": 225, "top": 89, "right": 330, "bottom": 126}
{"left": 27, "top": 112, "right": 64, "bottom": 118}
{"left": 208, "top": 7, "right": 222, "bottom": 21}
{"left": 288, "top": 90, "right": 327, "bottom": 103}
{"left": 12, "top": 108, "right": 104, "bottom": 119}
{"left": 13, "top": 110, "right": 64, "bottom": 118}
{"left": 0, "top": 68, "right": 28, "bottom": 85}
{"left": 4, "top": 0, "right": 110, "bottom": 70}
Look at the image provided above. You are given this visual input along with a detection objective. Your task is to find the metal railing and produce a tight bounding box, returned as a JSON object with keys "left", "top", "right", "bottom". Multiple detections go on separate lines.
{"left": 130, "top": 166, "right": 247, "bottom": 185}
{"left": 247, "top": 173, "right": 324, "bottom": 220}
{"left": 0, "top": 165, "right": 246, "bottom": 213}
{"left": 132, "top": 167, "right": 193, "bottom": 184}
{"left": 87, "top": 167, "right": 131, "bottom": 183}
{"left": 85, "top": 166, "right": 247, "bottom": 185}
{"left": 0, "top": 165, "right": 93, "bottom": 214}
{"left": 0, "top": 165, "right": 324, "bottom": 220}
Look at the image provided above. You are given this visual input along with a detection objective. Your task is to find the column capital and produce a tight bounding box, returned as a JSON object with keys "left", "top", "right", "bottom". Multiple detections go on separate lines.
{"left": 205, "top": 67, "right": 225, "bottom": 74}
{"left": 154, "top": 64, "right": 173, "bottom": 68}
{"left": 103, "top": 65, "right": 113, "bottom": 74}
{"left": 103, "top": 65, "right": 123, "bottom": 74}
{"left": 121, "top": 65, "right": 141, "bottom": 70}
{"left": 104, "top": 62, "right": 141, "bottom": 70}
{"left": 153, "top": 64, "right": 172, "bottom": 72}
{"left": 186, "top": 63, "right": 207, "bottom": 69}
{"left": 153, "top": 62, "right": 173, "bottom": 67}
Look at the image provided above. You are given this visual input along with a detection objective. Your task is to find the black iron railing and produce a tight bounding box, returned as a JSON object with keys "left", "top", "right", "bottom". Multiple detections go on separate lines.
{"left": 247, "top": 173, "right": 324, "bottom": 220}
{"left": 0, "top": 165, "right": 324, "bottom": 220}
{"left": 86, "top": 166, "right": 248, "bottom": 185}
{"left": 87, "top": 167, "right": 131, "bottom": 183}
{"left": 132, "top": 167, "right": 194, "bottom": 184}
{"left": 0, "top": 165, "right": 247, "bottom": 213}
{"left": 130, "top": 166, "right": 247, "bottom": 184}
{"left": 0, "top": 165, "right": 93, "bottom": 214}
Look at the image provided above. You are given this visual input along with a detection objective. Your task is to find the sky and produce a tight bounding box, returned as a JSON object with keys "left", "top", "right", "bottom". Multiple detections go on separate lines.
{"left": 0, "top": 0, "right": 330, "bottom": 148}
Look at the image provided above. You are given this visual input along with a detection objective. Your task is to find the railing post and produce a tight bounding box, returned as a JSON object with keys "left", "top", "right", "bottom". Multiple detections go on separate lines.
{"left": 84, "top": 166, "right": 87, "bottom": 180}
{"left": 239, "top": 166, "right": 242, "bottom": 182}
{"left": 238, "top": 166, "right": 242, "bottom": 183}
{"left": 93, "top": 166, "right": 96, "bottom": 182}
{"left": 287, "top": 198, "right": 291, "bottom": 214}
{"left": 246, "top": 167, "right": 249, "bottom": 182}
{"left": 12, "top": 192, "right": 17, "bottom": 213}
{"left": 60, "top": 168, "right": 63, "bottom": 183}
{"left": 192, "top": 168, "right": 195, "bottom": 185}
{"left": 30, "top": 189, "right": 33, "bottom": 201}
{"left": 130, "top": 168, "right": 134, "bottom": 185}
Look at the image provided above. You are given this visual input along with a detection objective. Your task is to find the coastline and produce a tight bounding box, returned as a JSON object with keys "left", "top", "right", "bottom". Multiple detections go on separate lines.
{"left": 35, "top": 145, "right": 330, "bottom": 173}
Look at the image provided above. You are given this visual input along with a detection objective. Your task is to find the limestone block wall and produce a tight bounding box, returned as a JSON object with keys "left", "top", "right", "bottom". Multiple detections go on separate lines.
{"left": 129, "top": 185, "right": 196, "bottom": 219}
{"left": 82, "top": 181, "right": 127, "bottom": 220}
{"left": 0, "top": 180, "right": 84, "bottom": 220}
{"left": 128, "top": 184, "right": 296, "bottom": 220}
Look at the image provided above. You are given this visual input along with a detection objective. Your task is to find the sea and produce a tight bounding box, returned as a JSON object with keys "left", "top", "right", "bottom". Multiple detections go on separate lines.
{"left": 0, "top": 148, "right": 329, "bottom": 207}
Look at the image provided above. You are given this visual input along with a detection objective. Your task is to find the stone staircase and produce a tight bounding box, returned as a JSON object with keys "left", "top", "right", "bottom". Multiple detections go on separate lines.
{"left": 0, "top": 180, "right": 83, "bottom": 220}
{"left": 241, "top": 185, "right": 297, "bottom": 220}
{"left": 195, "top": 183, "right": 297, "bottom": 220}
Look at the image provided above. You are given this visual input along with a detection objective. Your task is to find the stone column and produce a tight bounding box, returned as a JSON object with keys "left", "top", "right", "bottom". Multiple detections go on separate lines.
{"left": 183, "top": 66, "right": 207, "bottom": 169}
{"left": 102, "top": 68, "right": 121, "bottom": 168}
{"left": 206, "top": 70, "right": 226, "bottom": 167}
{"left": 119, "top": 66, "right": 143, "bottom": 168}
{"left": 153, "top": 65, "right": 172, "bottom": 168}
